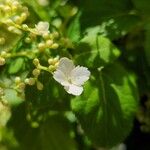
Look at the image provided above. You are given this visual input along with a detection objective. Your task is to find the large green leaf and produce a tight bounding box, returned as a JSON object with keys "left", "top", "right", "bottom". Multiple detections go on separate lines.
{"left": 25, "top": 72, "right": 70, "bottom": 113}
{"left": 78, "top": 0, "right": 132, "bottom": 29}
{"left": 72, "top": 0, "right": 140, "bottom": 40}
{"left": 67, "top": 12, "right": 81, "bottom": 43}
{"left": 71, "top": 63, "right": 138, "bottom": 148}
{"left": 132, "top": 0, "right": 150, "bottom": 15}
{"left": 8, "top": 105, "right": 77, "bottom": 150}
{"left": 74, "top": 27, "right": 120, "bottom": 68}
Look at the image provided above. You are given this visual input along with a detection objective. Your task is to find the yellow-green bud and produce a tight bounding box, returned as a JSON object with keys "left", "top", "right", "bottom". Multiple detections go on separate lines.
{"left": 15, "top": 77, "right": 21, "bottom": 84}
{"left": 37, "top": 81, "right": 43, "bottom": 90}
{"left": 42, "top": 33, "right": 50, "bottom": 39}
{"left": 25, "top": 78, "right": 35, "bottom": 85}
{"left": 0, "top": 57, "right": 6, "bottom": 66}
{"left": 46, "top": 40, "right": 53, "bottom": 48}
{"left": 48, "top": 65, "right": 55, "bottom": 71}
{"left": 51, "top": 43, "right": 59, "bottom": 49}
{"left": 25, "top": 37, "right": 31, "bottom": 43}
{"left": 18, "top": 82, "right": 25, "bottom": 91}
{"left": 52, "top": 32, "right": 59, "bottom": 38}
{"left": 22, "top": 24, "right": 29, "bottom": 30}
{"left": 53, "top": 57, "right": 59, "bottom": 63}
{"left": 21, "top": 12, "right": 27, "bottom": 21}
{"left": 38, "top": 43, "right": 45, "bottom": 51}
{"left": 14, "top": 16, "right": 21, "bottom": 24}
{"left": 1, "top": 51, "right": 7, "bottom": 57}
{"left": 54, "top": 62, "right": 59, "bottom": 68}
{"left": 32, "top": 69, "right": 40, "bottom": 77}
{"left": 48, "top": 58, "right": 53, "bottom": 65}
{"left": 33, "top": 58, "right": 39, "bottom": 66}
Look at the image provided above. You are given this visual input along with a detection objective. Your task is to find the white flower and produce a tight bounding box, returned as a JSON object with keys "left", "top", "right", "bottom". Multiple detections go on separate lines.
{"left": 35, "top": 21, "right": 49, "bottom": 35}
{"left": 53, "top": 57, "right": 90, "bottom": 96}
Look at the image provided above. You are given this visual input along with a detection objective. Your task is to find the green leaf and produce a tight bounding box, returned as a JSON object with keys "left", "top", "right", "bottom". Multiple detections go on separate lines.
{"left": 71, "top": 63, "right": 138, "bottom": 148}
{"left": 132, "top": 0, "right": 150, "bottom": 15}
{"left": 67, "top": 12, "right": 81, "bottom": 43}
{"left": 78, "top": 0, "right": 132, "bottom": 30}
{"left": 74, "top": 27, "right": 120, "bottom": 68}
{"left": 8, "top": 58, "right": 25, "bottom": 74}
{"left": 4, "top": 89, "right": 24, "bottom": 106}
{"left": 9, "top": 105, "right": 77, "bottom": 150}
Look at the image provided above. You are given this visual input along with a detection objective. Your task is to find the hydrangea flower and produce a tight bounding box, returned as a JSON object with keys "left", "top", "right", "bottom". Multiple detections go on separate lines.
{"left": 35, "top": 21, "right": 49, "bottom": 35}
{"left": 53, "top": 57, "right": 91, "bottom": 96}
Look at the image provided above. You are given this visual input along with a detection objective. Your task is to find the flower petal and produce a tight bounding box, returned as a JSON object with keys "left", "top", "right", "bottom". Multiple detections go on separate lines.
{"left": 35, "top": 21, "right": 49, "bottom": 35}
{"left": 64, "top": 84, "right": 83, "bottom": 96}
{"left": 53, "top": 70, "right": 69, "bottom": 86}
{"left": 71, "top": 66, "right": 90, "bottom": 86}
{"left": 57, "top": 57, "right": 75, "bottom": 77}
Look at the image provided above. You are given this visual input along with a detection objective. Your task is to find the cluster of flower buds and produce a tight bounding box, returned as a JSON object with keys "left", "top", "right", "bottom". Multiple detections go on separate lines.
{"left": 24, "top": 58, "right": 44, "bottom": 90}
{"left": 14, "top": 76, "right": 26, "bottom": 93}
{"left": 35, "top": 22, "right": 59, "bottom": 52}
{"left": 0, "top": 0, "right": 29, "bottom": 35}
{"left": 48, "top": 57, "right": 59, "bottom": 71}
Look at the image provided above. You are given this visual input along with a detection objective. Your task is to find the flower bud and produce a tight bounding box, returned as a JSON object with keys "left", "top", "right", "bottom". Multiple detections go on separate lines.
{"left": 15, "top": 77, "right": 21, "bottom": 84}
{"left": 37, "top": 81, "right": 43, "bottom": 90}
{"left": 32, "top": 69, "right": 40, "bottom": 77}
{"left": 46, "top": 40, "right": 53, "bottom": 48}
{"left": 25, "top": 78, "right": 35, "bottom": 85}
{"left": 42, "top": 33, "right": 50, "bottom": 39}
{"left": 18, "top": 82, "right": 26, "bottom": 91}
{"left": 0, "top": 57, "right": 5, "bottom": 66}
{"left": 48, "top": 58, "right": 53, "bottom": 64}
{"left": 38, "top": 43, "right": 45, "bottom": 51}
{"left": 22, "top": 24, "right": 29, "bottom": 30}
{"left": 33, "top": 58, "right": 39, "bottom": 66}
{"left": 48, "top": 65, "right": 55, "bottom": 71}
{"left": 51, "top": 43, "right": 59, "bottom": 49}
{"left": 25, "top": 37, "right": 31, "bottom": 43}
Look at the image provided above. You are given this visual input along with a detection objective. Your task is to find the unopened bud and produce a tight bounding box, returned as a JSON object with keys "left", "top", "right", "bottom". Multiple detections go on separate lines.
{"left": 38, "top": 43, "right": 45, "bottom": 51}
{"left": 52, "top": 32, "right": 59, "bottom": 38}
{"left": 25, "top": 78, "right": 35, "bottom": 85}
{"left": 25, "top": 37, "right": 31, "bottom": 43}
{"left": 48, "top": 58, "right": 53, "bottom": 64}
{"left": 43, "top": 33, "right": 50, "bottom": 39}
{"left": 48, "top": 65, "right": 55, "bottom": 71}
{"left": 46, "top": 40, "right": 53, "bottom": 48}
{"left": 22, "top": 24, "right": 29, "bottom": 30}
{"left": 37, "top": 81, "right": 43, "bottom": 90}
{"left": 18, "top": 82, "right": 25, "bottom": 91}
{"left": 33, "top": 58, "right": 39, "bottom": 66}
{"left": 0, "top": 57, "right": 5, "bottom": 66}
{"left": 15, "top": 77, "right": 21, "bottom": 84}
{"left": 51, "top": 43, "right": 59, "bottom": 49}
{"left": 32, "top": 69, "right": 40, "bottom": 77}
